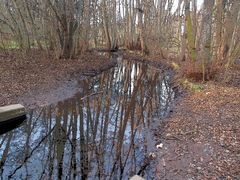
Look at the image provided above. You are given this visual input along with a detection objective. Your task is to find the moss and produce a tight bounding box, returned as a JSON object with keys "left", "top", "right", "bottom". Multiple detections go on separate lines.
{"left": 171, "top": 62, "right": 180, "bottom": 70}
{"left": 0, "top": 41, "right": 20, "bottom": 49}
{"left": 186, "top": 13, "right": 197, "bottom": 62}
{"left": 181, "top": 79, "right": 204, "bottom": 93}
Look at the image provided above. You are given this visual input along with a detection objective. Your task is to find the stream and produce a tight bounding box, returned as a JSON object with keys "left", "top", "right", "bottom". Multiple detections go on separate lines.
{"left": 0, "top": 58, "right": 175, "bottom": 179}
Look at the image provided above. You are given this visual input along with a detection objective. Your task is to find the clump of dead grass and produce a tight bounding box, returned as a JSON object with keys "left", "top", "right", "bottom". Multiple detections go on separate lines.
{"left": 180, "top": 61, "right": 221, "bottom": 82}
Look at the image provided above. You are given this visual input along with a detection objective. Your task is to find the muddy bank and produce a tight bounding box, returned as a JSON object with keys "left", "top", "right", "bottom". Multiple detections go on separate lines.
{"left": 122, "top": 52, "right": 240, "bottom": 179}
{"left": 123, "top": 51, "right": 240, "bottom": 178}
{"left": 0, "top": 50, "right": 117, "bottom": 108}
{"left": 123, "top": 52, "right": 172, "bottom": 70}
{"left": 153, "top": 83, "right": 240, "bottom": 179}
{"left": 0, "top": 50, "right": 173, "bottom": 109}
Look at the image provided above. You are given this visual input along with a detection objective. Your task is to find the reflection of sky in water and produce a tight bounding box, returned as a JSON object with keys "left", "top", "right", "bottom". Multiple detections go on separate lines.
{"left": 0, "top": 59, "right": 175, "bottom": 179}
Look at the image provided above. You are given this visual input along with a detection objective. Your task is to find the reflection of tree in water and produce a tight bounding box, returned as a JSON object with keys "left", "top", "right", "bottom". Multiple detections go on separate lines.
{"left": 0, "top": 60, "right": 174, "bottom": 179}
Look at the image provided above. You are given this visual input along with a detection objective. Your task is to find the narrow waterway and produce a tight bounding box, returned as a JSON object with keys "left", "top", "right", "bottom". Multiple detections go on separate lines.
{"left": 0, "top": 58, "right": 175, "bottom": 179}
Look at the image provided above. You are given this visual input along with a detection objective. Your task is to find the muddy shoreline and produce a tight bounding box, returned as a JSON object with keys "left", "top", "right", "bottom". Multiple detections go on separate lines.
{"left": 0, "top": 50, "right": 117, "bottom": 109}
{"left": 123, "top": 52, "right": 240, "bottom": 179}
{"left": 154, "top": 83, "right": 240, "bottom": 179}
{"left": 17, "top": 58, "right": 118, "bottom": 109}
{"left": 0, "top": 50, "right": 173, "bottom": 109}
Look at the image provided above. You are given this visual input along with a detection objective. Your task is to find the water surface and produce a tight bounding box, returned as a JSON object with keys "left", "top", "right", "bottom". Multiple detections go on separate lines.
{"left": 0, "top": 59, "right": 175, "bottom": 179}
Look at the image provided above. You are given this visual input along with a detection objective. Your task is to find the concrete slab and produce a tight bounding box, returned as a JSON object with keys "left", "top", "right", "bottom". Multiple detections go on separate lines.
{"left": 0, "top": 104, "right": 26, "bottom": 123}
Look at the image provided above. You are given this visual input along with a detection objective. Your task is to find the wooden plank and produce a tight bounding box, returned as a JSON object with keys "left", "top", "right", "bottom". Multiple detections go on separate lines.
{"left": 0, "top": 117, "right": 25, "bottom": 135}
{"left": 0, "top": 104, "right": 26, "bottom": 123}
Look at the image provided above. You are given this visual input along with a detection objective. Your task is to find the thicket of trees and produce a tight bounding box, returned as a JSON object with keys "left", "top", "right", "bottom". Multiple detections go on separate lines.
{"left": 0, "top": 0, "right": 239, "bottom": 78}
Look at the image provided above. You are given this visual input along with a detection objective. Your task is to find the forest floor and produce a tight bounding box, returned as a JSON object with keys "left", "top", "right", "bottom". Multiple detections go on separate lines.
{"left": 0, "top": 50, "right": 116, "bottom": 108}
{"left": 154, "top": 82, "right": 240, "bottom": 179}
{"left": 1, "top": 50, "right": 239, "bottom": 179}
{"left": 124, "top": 53, "right": 240, "bottom": 179}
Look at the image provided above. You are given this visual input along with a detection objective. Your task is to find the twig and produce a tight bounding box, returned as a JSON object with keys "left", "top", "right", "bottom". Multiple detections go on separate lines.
{"left": 165, "top": 135, "right": 182, "bottom": 141}
{"left": 8, "top": 125, "right": 56, "bottom": 178}
{"left": 81, "top": 91, "right": 103, "bottom": 100}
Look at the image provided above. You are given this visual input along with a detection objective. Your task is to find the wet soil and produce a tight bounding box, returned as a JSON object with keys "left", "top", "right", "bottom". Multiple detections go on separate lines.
{"left": 154, "top": 83, "right": 240, "bottom": 179}
{"left": 0, "top": 50, "right": 117, "bottom": 108}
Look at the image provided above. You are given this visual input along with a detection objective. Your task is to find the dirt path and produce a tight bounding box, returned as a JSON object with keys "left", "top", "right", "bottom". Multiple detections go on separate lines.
{"left": 154, "top": 83, "right": 240, "bottom": 179}
{"left": 0, "top": 50, "right": 116, "bottom": 108}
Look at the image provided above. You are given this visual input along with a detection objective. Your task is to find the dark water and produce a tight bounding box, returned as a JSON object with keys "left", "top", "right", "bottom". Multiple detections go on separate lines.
{"left": 0, "top": 59, "right": 175, "bottom": 180}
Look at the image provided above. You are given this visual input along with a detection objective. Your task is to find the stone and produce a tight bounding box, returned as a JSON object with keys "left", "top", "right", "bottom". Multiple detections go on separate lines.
{"left": 130, "top": 175, "right": 145, "bottom": 180}
{"left": 156, "top": 143, "right": 163, "bottom": 149}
